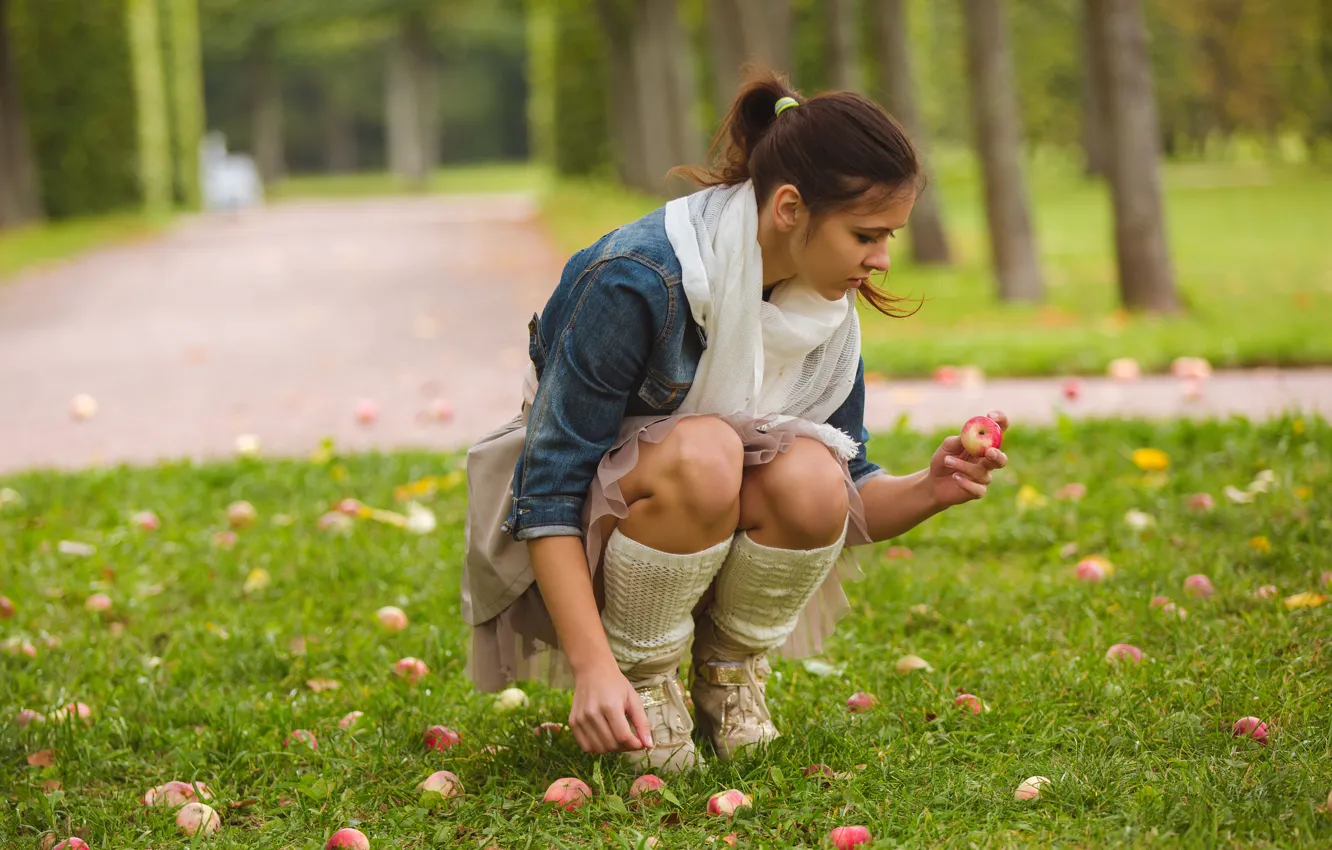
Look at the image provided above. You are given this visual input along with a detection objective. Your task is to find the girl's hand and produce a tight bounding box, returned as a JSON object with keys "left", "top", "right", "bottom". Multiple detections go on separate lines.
{"left": 928, "top": 410, "right": 1010, "bottom": 508}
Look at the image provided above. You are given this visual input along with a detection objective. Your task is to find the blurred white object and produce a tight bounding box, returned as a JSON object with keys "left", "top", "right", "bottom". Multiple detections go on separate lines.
{"left": 199, "top": 131, "right": 264, "bottom": 211}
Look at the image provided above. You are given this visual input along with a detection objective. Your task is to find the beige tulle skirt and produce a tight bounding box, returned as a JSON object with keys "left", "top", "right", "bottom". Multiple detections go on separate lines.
{"left": 463, "top": 412, "right": 872, "bottom": 693}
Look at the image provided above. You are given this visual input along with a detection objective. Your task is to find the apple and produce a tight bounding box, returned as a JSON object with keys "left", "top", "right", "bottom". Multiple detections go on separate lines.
{"left": 493, "top": 687, "right": 529, "bottom": 712}
{"left": 339, "top": 711, "right": 364, "bottom": 729}
{"left": 955, "top": 693, "right": 986, "bottom": 715}
{"left": 630, "top": 774, "right": 665, "bottom": 798}
{"left": 355, "top": 399, "right": 378, "bottom": 426}
{"left": 326, "top": 828, "right": 370, "bottom": 850}
{"left": 1322, "top": 571, "right": 1332, "bottom": 588}
{"left": 1186, "top": 493, "right": 1215, "bottom": 512}
{"left": 829, "top": 826, "right": 873, "bottom": 848}
{"left": 846, "top": 692, "right": 878, "bottom": 713}
{"left": 1253, "top": 585, "right": 1278, "bottom": 600}
{"left": 1232, "top": 716, "right": 1269, "bottom": 745}
{"left": 17, "top": 709, "right": 44, "bottom": 727}
{"left": 394, "top": 656, "right": 429, "bottom": 684}
{"left": 1105, "top": 644, "right": 1143, "bottom": 664}
{"left": 52, "top": 839, "right": 88, "bottom": 850}
{"left": 52, "top": 702, "right": 92, "bottom": 724}
{"left": 1183, "top": 574, "right": 1215, "bottom": 598}
{"left": 376, "top": 606, "right": 408, "bottom": 632}
{"left": 1014, "top": 775, "right": 1050, "bottom": 801}
{"left": 317, "top": 511, "right": 353, "bottom": 533}
{"left": 1062, "top": 378, "right": 1082, "bottom": 401}
{"left": 1161, "top": 602, "right": 1188, "bottom": 620}
{"left": 1106, "top": 358, "right": 1141, "bottom": 382}
{"left": 895, "top": 654, "right": 932, "bottom": 674}
{"left": 3, "top": 637, "right": 36, "bottom": 658}
{"left": 69, "top": 393, "right": 98, "bottom": 421}
{"left": 226, "top": 500, "right": 257, "bottom": 529}
{"left": 423, "top": 725, "right": 461, "bottom": 751}
{"left": 144, "top": 780, "right": 213, "bottom": 807}
{"left": 175, "top": 802, "right": 220, "bottom": 835}
{"left": 131, "top": 510, "right": 160, "bottom": 531}
{"left": 1149, "top": 596, "right": 1171, "bottom": 608}
{"left": 428, "top": 398, "right": 455, "bottom": 422}
{"left": 1056, "top": 482, "right": 1087, "bottom": 501}
{"left": 212, "top": 530, "right": 238, "bottom": 549}
{"left": 1075, "top": 560, "right": 1107, "bottom": 582}
{"left": 543, "top": 777, "right": 592, "bottom": 811}
{"left": 417, "top": 769, "right": 463, "bottom": 797}
{"left": 335, "top": 498, "right": 363, "bottom": 516}
{"left": 533, "top": 722, "right": 565, "bottom": 737}
{"left": 706, "top": 789, "right": 752, "bottom": 817}
{"left": 1171, "top": 356, "right": 1212, "bottom": 379}
{"left": 285, "top": 729, "right": 318, "bottom": 751}
{"left": 84, "top": 593, "right": 112, "bottom": 613}
{"left": 803, "top": 763, "right": 836, "bottom": 785}
{"left": 959, "top": 415, "right": 1002, "bottom": 457}
{"left": 933, "top": 365, "right": 960, "bottom": 386}
{"left": 0, "top": 594, "right": 12, "bottom": 619}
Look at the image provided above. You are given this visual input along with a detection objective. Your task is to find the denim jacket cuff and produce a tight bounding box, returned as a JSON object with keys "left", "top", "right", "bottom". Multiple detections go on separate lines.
{"left": 505, "top": 494, "right": 585, "bottom": 539}
{"left": 852, "top": 464, "right": 886, "bottom": 489}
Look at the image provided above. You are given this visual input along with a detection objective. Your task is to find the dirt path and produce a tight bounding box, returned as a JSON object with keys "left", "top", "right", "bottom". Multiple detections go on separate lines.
{"left": 0, "top": 195, "right": 1327, "bottom": 476}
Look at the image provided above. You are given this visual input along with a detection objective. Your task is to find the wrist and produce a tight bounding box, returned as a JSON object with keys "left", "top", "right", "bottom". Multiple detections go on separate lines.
{"left": 914, "top": 467, "right": 947, "bottom": 512}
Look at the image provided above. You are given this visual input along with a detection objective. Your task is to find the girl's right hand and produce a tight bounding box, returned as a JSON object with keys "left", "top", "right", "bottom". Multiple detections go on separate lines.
{"left": 570, "top": 661, "right": 654, "bottom": 754}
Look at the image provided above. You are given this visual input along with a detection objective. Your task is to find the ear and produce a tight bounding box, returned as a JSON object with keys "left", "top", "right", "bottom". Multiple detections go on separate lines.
{"left": 770, "top": 184, "right": 803, "bottom": 233}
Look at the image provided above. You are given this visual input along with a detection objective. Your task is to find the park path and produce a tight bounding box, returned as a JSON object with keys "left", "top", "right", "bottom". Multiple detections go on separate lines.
{"left": 0, "top": 194, "right": 1329, "bottom": 476}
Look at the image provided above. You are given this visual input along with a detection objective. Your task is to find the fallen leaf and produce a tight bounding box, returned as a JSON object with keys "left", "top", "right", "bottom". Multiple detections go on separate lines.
{"left": 56, "top": 540, "right": 95, "bottom": 557}
{"left": 1131, "top": 448, "right": 1170, "bottom": 472}
{"left": 801, "top": 659, "right": 845, "bottom": 677}
{"left": 1224, "top": 485, "right": 1255, "bottom": 504}
{"left": 1283, "top": 592, "right": 1326, "bottom": 610}
{"left": 243, "top": 568, "right": 271, "bottom": 594}
{"left": 1248, "top": 536, "right": 1271, "bottom": 554}
{"left": 27, "top": 749, "right": 55, "bottom": 767}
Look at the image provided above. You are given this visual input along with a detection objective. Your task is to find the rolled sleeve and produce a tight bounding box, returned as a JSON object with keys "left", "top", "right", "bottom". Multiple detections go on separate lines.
{"left": 824, "top": 356, "right": 883, "bottom": 485}
{"left": 507, "top": 257, "right": 666, "bottom": 540}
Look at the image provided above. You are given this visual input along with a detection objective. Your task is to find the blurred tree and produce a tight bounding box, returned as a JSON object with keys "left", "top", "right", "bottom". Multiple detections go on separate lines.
{"left": 164, "top": 0, "right": 206, "bottom": 207}
{"left": 594, "top": 0, "right": 703, "bottom": 196}
{"left": 871, "top": 0, "right": 951, "bottom": 265}
{"left": 128, "top": 0, "right": 174, "bottom": 216}
{"left": 1079, "top": 0, "right": 1110, "bottom": 176}
{"left": 527, "top": 0, "right": 611, "bottom": 176}
{"left": 0, "top": 0, "right": 42, "bottom": 227}
{"left": 1088, "top": 0, "right": 1179, "bottom": 312}
{"left": 705, "top": 0, "right": 793, "bottom": 118}
{"left": 962, "top": 0, "right": 1044, "bottom": 302}
{"left": 825, "top": 0, "right": 860, "bottom": 91}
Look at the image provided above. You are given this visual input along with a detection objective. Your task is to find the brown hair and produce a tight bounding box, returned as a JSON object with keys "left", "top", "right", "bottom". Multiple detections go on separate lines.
{"left": 672, "top": 68, "right": 923, "bottom": 318}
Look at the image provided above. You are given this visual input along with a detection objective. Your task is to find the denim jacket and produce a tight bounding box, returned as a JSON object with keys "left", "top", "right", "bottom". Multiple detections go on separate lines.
{"left": 504, "top": 205, "right": 883, "bottom": 541}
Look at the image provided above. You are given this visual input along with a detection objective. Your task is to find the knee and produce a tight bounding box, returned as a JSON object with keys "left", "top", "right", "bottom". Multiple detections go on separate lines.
{"left": 747, "top": 438, "right": 848, "bottom": 548}
{"left": 657, "top": 417, "right": 745, "bottom": 525}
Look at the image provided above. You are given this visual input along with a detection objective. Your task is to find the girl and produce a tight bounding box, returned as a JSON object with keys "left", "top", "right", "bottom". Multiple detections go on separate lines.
{"left": 462, "top": 70, "right": 1009, "bottom": 774}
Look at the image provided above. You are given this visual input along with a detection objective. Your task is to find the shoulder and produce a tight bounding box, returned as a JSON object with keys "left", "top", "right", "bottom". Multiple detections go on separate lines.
{"left": 566, "top": 205, "right": 682, "bottom": 292}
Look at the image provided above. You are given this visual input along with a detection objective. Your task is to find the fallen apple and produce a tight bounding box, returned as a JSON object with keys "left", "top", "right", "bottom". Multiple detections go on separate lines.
{"left": 933, "top": 365, "right": 960, "bottom": 386}
{"left": 144, "top": 780, "right": 213, "bottom": 807}
{"left": 376, "top": 606, "right": 408, "bottom": 632}
{"left": 1105, "top": 643, "right": 1143, "bottom": 664}
{"left": 1183, "top": 574, "right": 1215, "bottom": 598}
{"left": 325, "top": 828, "right": 370, "bottom": 850}
{"left": 493, "top": 686, "right": 529, "bottom": 712}
{"left": 3, "top": 637, "right": 36, "bottom": 658}
{"left": 52, "top": 702, "right": 92, "bottom": 724}
{"left": 1232, "top": 716, "right": 1269, "bottom": 745}
{"left": 69, "top": 393, "right": 98, "bottom": 421}
{"left": 131, "top": 510, "right": 160, "bottom": 531}
{"left": 226, "top": 500, "right": 257, "bottom": 529}
{"left": 17, "top": 709, "right": 44, "bottom": 727}
{"left": 1106, "top": 358, "right": 1141, "bottom": 381}
{"left": 0, "top": 595, "right": 12, "bottom": 618}
{"left": 417, "top": 769, "right": 463, "bottom": 797}
{"left": 423, "top": 725, "right": 461, "bottom": 751}
{"left": 52, "top": 839, "right": 88, "bottom": 850}
{"left": 544, "top": 777, "right": 592, "bottom": 811}
{"left": 285, "top": 729, "right": 318, "bottom": 751}
{"left": 175, "top": 802, "right": 220, "bottom": 835}
{"left": 1075, "top": 560, "right": 1107, "bottom": 582}
{"left": 959, "top": 416, "right": 1002, "bottom": 457}
{"left": 355, "top": 398, "right": 379, "bottom": 426}
{"left": 1014, "top": 775, "right": 1051, "bottom": 801}
{"left": 1062, "top": 378, "right": 1082, "bottom": 401}
{"left": 706, "top": 789, "right": 752, "bottom": 817}
{"left": 895, "top": 654, "right": 932, "bottom": 674}
{"left": 335, "top": 498, "right": 363, "bottom": 516}
{"left": 955, "top": 693, "right": 986, "bottom": 715}
{"left": 84, "top": 593, "right": 112, "bottom": 613}
{"left": 829, "top": 825, "right": 873, "bottom": 848}
{"left": 846, "top": 692, "right": 878, "bottom": 713}
{"left": 802, "top": 763, "right": 835, "bottom": 784}
{"left": 1253, "top": 585, "right": 1278, "bottom": 600}
{"left": 338, "top": 711, "right": 364, "bottom": 729}
{"left": 1186, "top": 493, "right": 1215, "bottom": 512}
{"left": 394, "top": 656, "right": 429, "bottom": 684}
{"left": 630, "top": 774, "right": 665, "bottom": 798}
{"left": 533, "top": 721, "right": 565, "bottom": 737}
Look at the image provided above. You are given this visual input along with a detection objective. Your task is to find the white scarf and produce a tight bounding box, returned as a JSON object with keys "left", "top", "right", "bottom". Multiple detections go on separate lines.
{"left": 665, "top": 182, "right": 861, "bottom": 459}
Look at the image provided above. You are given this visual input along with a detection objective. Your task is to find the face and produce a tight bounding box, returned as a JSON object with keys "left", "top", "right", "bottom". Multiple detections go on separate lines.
{"left": 770, "top": 184, "right": 917, "bottom": 301}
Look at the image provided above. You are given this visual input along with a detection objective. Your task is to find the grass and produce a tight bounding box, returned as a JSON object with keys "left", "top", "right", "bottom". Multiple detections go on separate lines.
{"left": 0, "top": 212, "right": 170, "bottom": 281}
{"left": 538, "top": 151, "right": 1332, "bottom": 379}
{"left": 1, "top": 415, "right": 1329, "bottom": 847}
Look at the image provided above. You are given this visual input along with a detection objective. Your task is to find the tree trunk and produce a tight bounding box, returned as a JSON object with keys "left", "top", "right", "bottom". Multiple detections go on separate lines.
{"left": 872, "top": 0, "right": 951, "bottom": 265}
{"left": 595, "top": 0, "right": 700, "bottom": 197}
{"left": 825, "top": 0, "right": 860, "bottom": 91}
{"left": 1087, "top": 0, "right": 1180, "bottom": 312}
{"left": 962, "top": 0, "right": 1044, "bottom": 302}
{"left": 1079, "top": 1, "right": 1110, "bottom": 178}
{"left": 249, "top": 26, "right": 285, "bottom": 184}
{"left": 0, "top": 0, "right": 42, "bottom": 228}
{"left": 386, "top": 10, "right": 436, "bottom": 188}
{"left": 321, "top": 78, "right": 357, "bottom": 173}
{"left": 705, "top": 0, "right": 793, "bottom": 125}
{"left": 168, "top": 0, "right": 205, "bottom": 209}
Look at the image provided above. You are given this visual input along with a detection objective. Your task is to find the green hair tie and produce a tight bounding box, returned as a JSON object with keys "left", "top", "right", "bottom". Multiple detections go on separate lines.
{"left": 774, "top": 96, "right": 799, "bottom": 116}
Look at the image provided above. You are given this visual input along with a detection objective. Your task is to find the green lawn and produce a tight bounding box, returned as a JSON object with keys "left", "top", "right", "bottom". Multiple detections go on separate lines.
{"left": 2, "top": 415, "right": 1329, "bottom": 847}
{"left": 0, "top": 213, "right": 169, "bottom": 281}
{"left": 539, "top": 152, "right": 1332, "bottom": 380}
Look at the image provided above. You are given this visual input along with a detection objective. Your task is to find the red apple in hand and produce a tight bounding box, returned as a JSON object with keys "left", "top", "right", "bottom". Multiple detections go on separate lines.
{"left": 960, "top": 416, "right": 1002, "bottom": 457}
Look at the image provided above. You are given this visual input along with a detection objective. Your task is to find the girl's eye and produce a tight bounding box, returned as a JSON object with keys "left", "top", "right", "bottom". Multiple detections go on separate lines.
{"left": 856, "top": 233, "right": 876, "bottom": 245}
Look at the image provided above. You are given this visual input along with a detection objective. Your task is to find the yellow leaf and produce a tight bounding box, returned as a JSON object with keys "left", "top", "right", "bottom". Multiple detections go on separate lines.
{"left": 1283, "top": 592, "right": 1326, "bottom": 610}
{"left": 1016, "top": 485, "right": 1048, "bottom": 511}
{"left": 1131, "top": 448, "right": 1170, "bottom": 472}
{"left": 1247, "top": 536, "right": 1271, "bottom": 554}
{"left": 243, "top": 568, "right": 271, "bottom": 594}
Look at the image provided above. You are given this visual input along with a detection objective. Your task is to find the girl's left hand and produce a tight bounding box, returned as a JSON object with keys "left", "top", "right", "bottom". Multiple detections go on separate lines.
{"left": 928, "top": 410, "right": 1010, "bottom": 508}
